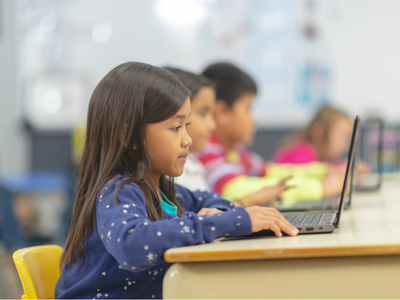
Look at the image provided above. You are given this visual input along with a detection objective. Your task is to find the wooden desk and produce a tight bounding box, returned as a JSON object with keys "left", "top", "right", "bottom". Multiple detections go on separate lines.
{"left": 163, "top": 181, "right": 400, "bottom": 299}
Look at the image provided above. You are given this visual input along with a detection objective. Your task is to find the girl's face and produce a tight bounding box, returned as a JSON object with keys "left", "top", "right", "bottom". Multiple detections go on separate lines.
{"left": 187, "top": 86, "right": 216, "bottom": 153}
{"left": 145, "top": 98, "right": 192, "bottom": 178}
{"left": 326, "top": 117, "right": 353, "bottom": 160}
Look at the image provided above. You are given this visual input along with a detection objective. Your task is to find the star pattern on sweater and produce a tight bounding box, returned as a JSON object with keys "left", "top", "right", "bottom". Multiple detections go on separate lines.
{"left": 147, "top": 252, "right": 154, "bottom": 261}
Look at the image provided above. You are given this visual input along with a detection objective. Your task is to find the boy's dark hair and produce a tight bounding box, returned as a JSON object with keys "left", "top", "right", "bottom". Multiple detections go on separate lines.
{"left": 61, "top": 62, "right": 190, "bottom": 269}
{"left": 202, "top": 62, "right": 257, "bottom": 107}
{"left": 163, "top": 67, "right": 212, "bottom": 97}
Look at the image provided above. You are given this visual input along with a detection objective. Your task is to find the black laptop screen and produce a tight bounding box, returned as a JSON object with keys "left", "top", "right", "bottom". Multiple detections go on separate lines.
{"left": 335, "top": 116, "right": 360, "bottom": 226}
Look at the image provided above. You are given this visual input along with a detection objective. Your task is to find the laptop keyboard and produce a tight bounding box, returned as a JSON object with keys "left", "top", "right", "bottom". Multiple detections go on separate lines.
{"left": 284, "top": 213, "right": 324, "bottom": 226}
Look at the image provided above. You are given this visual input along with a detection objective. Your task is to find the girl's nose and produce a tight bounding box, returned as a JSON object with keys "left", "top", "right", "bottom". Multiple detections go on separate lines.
{"left": 183, "top": 133, "right": 192, "bottom": 148}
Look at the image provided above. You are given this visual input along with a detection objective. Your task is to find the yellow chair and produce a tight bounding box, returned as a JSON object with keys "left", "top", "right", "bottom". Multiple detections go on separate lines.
{"left": 12, "top": 245, "right": 63, "bottom": 299}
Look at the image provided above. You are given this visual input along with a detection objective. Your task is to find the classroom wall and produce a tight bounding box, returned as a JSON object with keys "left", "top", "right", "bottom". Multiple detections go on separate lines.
{"left": 0, "top": 0, "right": 28, "bottom": 173}
{"left": 2, "top": 0, "right": 400, "bottom": 171}
{"left": 324, "top": 0, "right": 400, "bottom": 122}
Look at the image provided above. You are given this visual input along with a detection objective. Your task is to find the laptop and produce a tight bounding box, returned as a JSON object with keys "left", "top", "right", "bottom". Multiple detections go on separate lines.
{"left": 242, "top": 115, "right": 360, "bottom": 236}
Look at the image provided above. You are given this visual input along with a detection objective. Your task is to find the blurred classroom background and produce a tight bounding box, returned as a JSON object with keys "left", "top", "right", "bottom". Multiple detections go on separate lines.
{"left": 1, "top": 0, "right": 400, "bottom": 297}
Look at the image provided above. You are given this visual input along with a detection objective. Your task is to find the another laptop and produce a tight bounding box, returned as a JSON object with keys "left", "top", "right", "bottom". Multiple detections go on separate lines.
{"left": 242, "top": 115, "right": 360, "bottom": 236}
{"left": 354, "top": 117, "right": 383, "bottom": 191}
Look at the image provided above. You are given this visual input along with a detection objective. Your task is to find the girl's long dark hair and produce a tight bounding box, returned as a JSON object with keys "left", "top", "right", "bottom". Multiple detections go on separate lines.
{"left": 61, "top": 62, "right": 190, "bottom": 269}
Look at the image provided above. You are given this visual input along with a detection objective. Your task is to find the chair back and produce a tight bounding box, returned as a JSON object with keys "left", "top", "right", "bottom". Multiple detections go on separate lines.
{"left": 13, "top": 245, "right": 63, "bottom": 299}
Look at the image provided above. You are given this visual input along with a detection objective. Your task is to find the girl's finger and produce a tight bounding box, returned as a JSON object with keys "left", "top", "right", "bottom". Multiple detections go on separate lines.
{"left": 261, "top": 209, "right": 296, "bottom": 230}
{"left": 267, "top": 221, "right": 283, "bottom": 237}
{"left": 276, "top": 219, "right": 299, "bottom": 236}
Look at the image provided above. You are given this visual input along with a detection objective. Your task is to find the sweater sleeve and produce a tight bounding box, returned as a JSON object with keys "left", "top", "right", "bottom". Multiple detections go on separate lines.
{"left": 96, "top": 179, "right": 252, "bottom": 272}
{"left": 221, "top": 174, "right": 323, "bottom": 206}
{"left": 266, "top": 162, "right": 329, "bottom": 179}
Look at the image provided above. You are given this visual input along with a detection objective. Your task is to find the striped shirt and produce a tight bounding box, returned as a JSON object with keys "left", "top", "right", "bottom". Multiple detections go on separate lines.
{"left": 198, "top": 135, "right": 266, "bottom": 194}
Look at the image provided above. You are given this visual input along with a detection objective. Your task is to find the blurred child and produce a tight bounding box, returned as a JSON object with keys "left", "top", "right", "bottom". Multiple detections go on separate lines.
{"left": 200, "top": 62, "right": 345, "bottom": 206}
{"left": 56, "top": 62, "right": 298, "bottom": 299}
{"left": 165, "top": 67, "right": 290, "bottom": 207}
{"left": 273, "top": 105, "right": 371, "bottom": 173}
{"left": 273, "top": 106, "right": 352, "bottom": 164}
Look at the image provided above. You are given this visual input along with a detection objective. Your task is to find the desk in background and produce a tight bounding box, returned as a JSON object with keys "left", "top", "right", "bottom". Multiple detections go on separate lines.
{"left": 163, "top": 181, "right": 400, "bottom": 299}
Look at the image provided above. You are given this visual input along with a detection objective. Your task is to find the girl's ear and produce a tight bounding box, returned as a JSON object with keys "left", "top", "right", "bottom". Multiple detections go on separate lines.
{"left": 214, "top": 100, "right": 231, "bottom": 126}
{"left": 119, "top": 124, "right": 137, "bottom": 150}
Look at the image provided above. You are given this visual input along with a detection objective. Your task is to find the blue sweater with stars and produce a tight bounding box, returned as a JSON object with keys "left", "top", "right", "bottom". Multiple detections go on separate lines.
{"left": 55, "top": 177, "right": 252, "bottom": 299}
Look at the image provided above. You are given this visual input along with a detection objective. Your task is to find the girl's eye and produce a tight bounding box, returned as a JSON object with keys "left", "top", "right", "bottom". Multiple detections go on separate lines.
{"left": 199, "top": 111, "right": 207, "bottom": 117}
{"left": 185, "top": 123, "right": 191, "bottom": 128}
{"left": 172, "top": 126, "right": 181, "bottom": 131}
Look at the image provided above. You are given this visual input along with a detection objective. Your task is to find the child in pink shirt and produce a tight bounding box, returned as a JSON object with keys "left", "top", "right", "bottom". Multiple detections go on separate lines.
{"left": 273, "top": 106, "right": 353, "bottom": 164}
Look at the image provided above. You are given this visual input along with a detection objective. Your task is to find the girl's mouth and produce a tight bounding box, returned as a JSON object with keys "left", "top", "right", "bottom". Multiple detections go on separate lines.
{"left": 178, "top": 154, "right": 188, "bottom": 163}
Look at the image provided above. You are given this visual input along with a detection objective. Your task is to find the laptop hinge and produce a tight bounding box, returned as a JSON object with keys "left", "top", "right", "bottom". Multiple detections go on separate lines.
{"left": 333, "top": 216, "right": 338, "bottom": 227}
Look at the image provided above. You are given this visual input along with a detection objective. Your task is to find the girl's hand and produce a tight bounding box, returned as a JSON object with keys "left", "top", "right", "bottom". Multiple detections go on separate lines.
{"left": 245, "top": 206, "right": 299, "bottom": 237}
{"left": 197, "top": 208, "right": 223, "bottom": 216}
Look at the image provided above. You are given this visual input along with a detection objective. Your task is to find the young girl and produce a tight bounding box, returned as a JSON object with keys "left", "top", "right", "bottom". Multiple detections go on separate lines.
{"left": 272, "top": 105, "right": 371, "bottom": 174}
{"left": 56, "top": 62, "right": 298, "bottom": 299}
{"left": 164, "top": 67, "right": 290, "bottom": 207}
{"left": 273, "top": 106, "right": 353, "bottom": 164}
